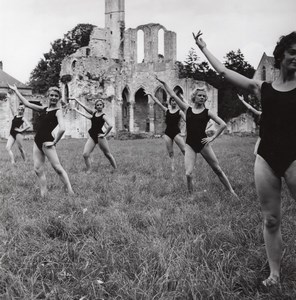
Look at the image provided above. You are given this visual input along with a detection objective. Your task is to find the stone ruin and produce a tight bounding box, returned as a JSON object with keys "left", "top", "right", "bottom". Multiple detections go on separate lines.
{"left": 60, "top": 0, "right": 218, "bottom": 138}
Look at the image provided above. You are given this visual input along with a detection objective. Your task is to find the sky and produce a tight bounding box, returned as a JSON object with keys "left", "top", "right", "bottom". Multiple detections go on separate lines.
{"left": 1, "top": 0, "right": 295, "bottom": 84}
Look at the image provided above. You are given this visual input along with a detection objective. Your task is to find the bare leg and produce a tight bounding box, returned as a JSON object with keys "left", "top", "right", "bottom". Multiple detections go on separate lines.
{"left": 200, "top": 144, "right": 237, "bottom": 197}
{"left": 98, "top": 137, "right": 117, "bottom": 169}
{"left": 82, "top": 138, "right": 96, "bottom": 171}
{"left": 6, "top": 135, "right": 16, "bottom": 164}
{"left": 163, "top": 135, "right": 175, "bottom": 171}
{"left": 174, "top": 134, "right": 186, "bottom": 156}
{"left": 184, "top": 144, "right": 197, "bottom": 193}
{"left": 43, "top": 145, "right": 74, "bottom": 195}
{"left": 33, "top": 143, "right": 47, "bottom": 197}
{"left": 255, "top": 155, "right": 281, "bottom": 286}
{"left": 15, "top": 133, "right": 26, "bottom": 161}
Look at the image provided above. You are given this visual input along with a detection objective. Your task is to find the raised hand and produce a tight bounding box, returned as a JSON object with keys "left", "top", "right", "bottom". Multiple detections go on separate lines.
{"left": 192, "top": 30, "right": 207, "bottom": 50}
{"left": 154, "top": 74, "right": 165, "bottom": 84}
{"left": 8, "top": 84, "right": 18, "bottom": 92}
{"left": 237, "top": 94, "right": 244, "bottom": 102}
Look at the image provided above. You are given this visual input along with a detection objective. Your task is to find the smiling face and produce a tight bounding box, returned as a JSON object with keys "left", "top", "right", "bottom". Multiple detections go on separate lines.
{"left": 95, "top": 100, "right": 104, "bottom": 112}
{"left": 48, "top": 90, "right": 60, "bottom": 106}
{"left": 281, "top": 43, "right": 296, "bottom": 72}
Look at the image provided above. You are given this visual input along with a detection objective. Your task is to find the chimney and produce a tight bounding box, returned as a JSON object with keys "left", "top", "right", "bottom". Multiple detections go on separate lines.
{"left": 0, "top": 61, "right": 2, "bottom": 70}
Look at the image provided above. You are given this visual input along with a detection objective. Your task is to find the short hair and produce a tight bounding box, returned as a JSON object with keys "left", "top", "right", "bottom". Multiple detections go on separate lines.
{"left": 190, "top": 88, "right": 207, "bottom": 102}
{"left": 47, "top": 87, "right": 61, "bottom": 98}
{"left": 273, "top": 31, "right": 296, "bottom": 69}
{"left": 95, "top": 99, "right": 105, "bottom": 108}
{"left": 169, "top": 97, "right": 175, "bottom": 105}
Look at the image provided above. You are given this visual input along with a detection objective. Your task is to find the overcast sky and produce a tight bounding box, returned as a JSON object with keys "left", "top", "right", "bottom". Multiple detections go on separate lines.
{"left": 1, "top": 0, "right": 295, "bottom": 83}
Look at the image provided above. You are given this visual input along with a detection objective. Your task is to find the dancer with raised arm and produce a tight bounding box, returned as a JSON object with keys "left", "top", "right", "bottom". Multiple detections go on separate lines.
{"left": 237, "top": 94, "right": 262, "bottom": 155}
{"left": 155, "top": 76, "right": 237, "bottom": 197}
{"left": 193, "top": 30, "right": 296, "bottom": 287}
{"left": 8, "top": 84, "right": 74, "bottom": 197}
{"left": 6, "top": 99, "right": 31, "bottom": 165}
{"left": 144, "top": 90, "right": 185, "bottom": 171}
{"left": 73, "top": 98, "right": 117, "bottom": 172}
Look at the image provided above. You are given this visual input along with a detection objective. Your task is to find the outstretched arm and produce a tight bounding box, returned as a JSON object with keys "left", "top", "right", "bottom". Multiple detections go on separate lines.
{"left": 8, "top": 84, "right": 45, "bottom": 112}
{"left": 72, "top": 98, "right": 94, "bottom": 115}
{"left": 193, "top": 31, "right": 262, "bottom": 93}
{"left": 155, "top": 75, "right": 189, "bottom": 112}
{"left": 73, "top": 108, "right": 92, "bottom": 119}
{"left": 237, "top": 94, "right": 262, "bottom": 116}
{"left": 179, "top": 110, "right": 186, "bottom": 122}
{"left": 201, "top": 111, "right": 226, "bottom": 145}
{"left": 144, "top": 90, "right": 167, "bottom": 112}
{"left": 16, "top": 117, "right": 31, "bottom": 133}
{"left": 100, "top": 115, "right": 113, "bottom": 138}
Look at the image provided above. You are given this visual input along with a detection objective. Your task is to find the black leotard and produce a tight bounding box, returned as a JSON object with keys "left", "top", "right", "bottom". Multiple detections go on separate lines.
{"left": 34, "top": 108, "right": 59, "bottom": 151}
{"left": 88, "top": 113, "right": 105, "bottom": 144}
{"left": 257, "top": 82, "right": 296, "bottom": 177}
{"left": 186, "top": 107, "right": 210, "bottom": 153}
{"left": 164, "top": 109, "right": 181, "bottom": 140}
{"left": 10, "top": 116, "right": 24, "bottom": 139}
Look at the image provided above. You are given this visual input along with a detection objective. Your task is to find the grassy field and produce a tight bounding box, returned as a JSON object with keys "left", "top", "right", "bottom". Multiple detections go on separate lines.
{"left": 0, "top": 135, "right": 296, "bottom": 299}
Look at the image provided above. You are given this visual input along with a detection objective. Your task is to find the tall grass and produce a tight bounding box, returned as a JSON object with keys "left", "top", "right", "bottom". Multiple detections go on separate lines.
{"left": 0, "top": 135, "right": 296, "bottom": 299}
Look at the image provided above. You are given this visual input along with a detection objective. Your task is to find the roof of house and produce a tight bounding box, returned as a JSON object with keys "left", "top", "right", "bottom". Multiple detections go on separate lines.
{"left": 0, "top": 69, "right": 31, "bottom": 89}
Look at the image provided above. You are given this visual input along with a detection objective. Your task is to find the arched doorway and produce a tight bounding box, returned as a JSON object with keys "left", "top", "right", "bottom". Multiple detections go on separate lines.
{"left": 122, "top": 87, "right": 130, "bottom": 131}
{"left": 154, "top": 87, "right": 167, "bottom": 134}
{"left": 134, "top": 88, "right": 149, "bottom": 132}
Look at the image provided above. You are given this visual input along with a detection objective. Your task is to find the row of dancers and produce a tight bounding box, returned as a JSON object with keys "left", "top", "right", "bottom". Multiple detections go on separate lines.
{"left": 5, "top": 30, "right": 296, "bottom": 287}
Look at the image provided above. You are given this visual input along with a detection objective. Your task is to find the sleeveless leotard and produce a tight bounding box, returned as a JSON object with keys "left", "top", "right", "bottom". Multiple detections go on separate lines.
{"left": 257, "top": 82, "right": 296, "bottom": 176}
{"left": 34, "top": 108, "right": 59, "bottom": 151}
{"left": 88, "top": 113, "right": 105, "bottom": 144}
{"left": 186, "top": 107, "right": 210, "bottom": 153}
{"left": 10, "top": 116, "right": 24, "bottom": 139}
{"left": 164, "top": 110, "right": 181, "bottom": 140}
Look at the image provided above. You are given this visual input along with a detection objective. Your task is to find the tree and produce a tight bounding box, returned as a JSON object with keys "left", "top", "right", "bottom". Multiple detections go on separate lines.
{"left": 29, "top": 24, "right": 95, "bottom": 94}
{"left": 218, "top": 50, "right": 256, "bottom": 121}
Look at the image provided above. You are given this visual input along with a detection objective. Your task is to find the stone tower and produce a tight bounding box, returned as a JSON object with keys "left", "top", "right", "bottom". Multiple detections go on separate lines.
{"left": 105, "top": 0, "right": 125, "bottom": 60}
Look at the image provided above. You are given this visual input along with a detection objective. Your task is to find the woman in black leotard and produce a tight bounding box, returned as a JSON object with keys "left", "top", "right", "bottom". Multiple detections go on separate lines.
{"left": 73, "top": 98, "right": 117, "bottom": 172}
{"left": 144, "top": 90, "right": 185, "bottom": 171}
{"left": 8, "top": 84, "right": 74, "bottom": 197}
{"left": 6, "top": 99, "right": 30, "bottom": 165}
{"left": 155, "top": 76, "right": 237, "bottom": 197}
{"left": 193, "top": 30, "right": 296, "bottom": 286}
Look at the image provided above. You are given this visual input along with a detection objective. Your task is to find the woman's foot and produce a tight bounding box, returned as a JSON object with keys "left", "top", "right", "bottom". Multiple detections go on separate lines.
{"left": 262, "top": 275, "right": 280, "bottom": 287}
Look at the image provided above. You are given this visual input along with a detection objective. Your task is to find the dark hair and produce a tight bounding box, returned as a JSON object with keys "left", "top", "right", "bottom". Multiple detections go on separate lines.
{"left": 169, "top": 97, "right": 175, "bottom": 105}
{"left": 273, "top": 31, "right": 296, "bottom": 69}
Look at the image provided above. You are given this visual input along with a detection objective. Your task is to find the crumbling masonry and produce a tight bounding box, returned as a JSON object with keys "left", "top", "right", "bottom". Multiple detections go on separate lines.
{"left": 60, "top": 0, "right": 217, "bottom": 138}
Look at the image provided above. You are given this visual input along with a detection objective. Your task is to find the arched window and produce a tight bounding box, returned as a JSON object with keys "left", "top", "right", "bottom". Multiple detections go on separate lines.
{"left": 137, "top": 30, "right": 144, "bottom": 63}
{"left": 158, "top": 28, "right": 164, "bottom": 59}
{"left": 71, "top": 60, "right": 77, "bottom": 71}
{"left": 262, "top": 66, "right": 266, "bottom": 81}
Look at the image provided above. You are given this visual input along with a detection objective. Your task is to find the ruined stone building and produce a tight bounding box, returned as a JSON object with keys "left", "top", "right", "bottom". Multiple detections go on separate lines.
{"left": 253, "top": 52, "right": 279, "bottom": 82}
{"left": 60, "top": 0, "right": 217, "bottom": 138}
{"left": 0, "top": 61, "right": 35, "bottom": 139}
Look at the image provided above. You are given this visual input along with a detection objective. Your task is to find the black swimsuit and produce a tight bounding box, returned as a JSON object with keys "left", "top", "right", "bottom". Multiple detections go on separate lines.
{"left": 164, "top": 109, "right": 181, "bottom": 140}
{"left": 257, "top": 82, "right": 296, "bottom": 177}
{"left": 34, "top": 108, "right": 59, "bottom": 152}
{"left": 10, "top": 116, "right": 24, "bottom": 139}
{"left": 88, "top": 113, "right": 105, "bottom": 144}
{"left": 186, "top": 107, "right": 210, "bottom": 153}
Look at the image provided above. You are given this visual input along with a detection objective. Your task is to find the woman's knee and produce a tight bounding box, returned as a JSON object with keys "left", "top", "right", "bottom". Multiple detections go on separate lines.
{"left": 263, "top": 214, "right": 281, "bottom": 232}
{"left": 34, "top": 165, "right": 44, "bottom": 176}
{"left": 83, "top": 152, "right": 90, "bottom": 159}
